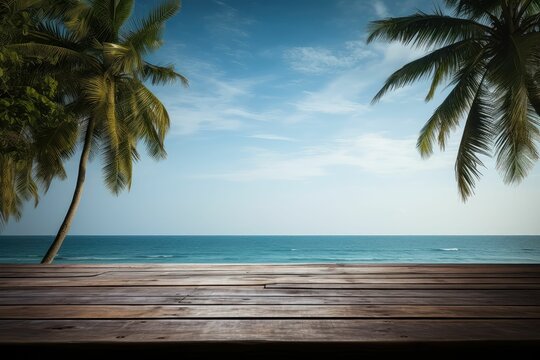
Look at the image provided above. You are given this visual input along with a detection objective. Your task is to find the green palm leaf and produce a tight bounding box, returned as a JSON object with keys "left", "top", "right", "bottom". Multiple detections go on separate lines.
{"left": 445, "top": 0, "right": 502, "bottom": 19}
{"left": 367, "top": 11, "right": 490, "bottom": 48}
{"left": 495, "top": 80, "right": 540, "bottom": 183}
{"left": 417, "top": 52, "right": 486, "bottom": 157}
{"left": 142, "top": 62, "right": 189, "bottom": 87}
{"left": 455, "top": 83, "right": 493, "bottom": 199}
{"left": 372, "top": 39, "right": 478, "bottom": 104}
{"left": 4, "top": 0, "right": 185, "bottom": 261}
{"left": 111, "top": 0, "right": 135, "bottom": 33}
{"left": 370, "top": 0, "right": 540, "bottom": 200}
{"left": 123, "top": 0, "right": 180, "bottom": 54}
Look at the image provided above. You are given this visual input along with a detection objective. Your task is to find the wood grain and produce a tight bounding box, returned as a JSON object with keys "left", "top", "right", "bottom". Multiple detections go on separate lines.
{"left": 0, "top": 264, "right": 539, "bottom": 351}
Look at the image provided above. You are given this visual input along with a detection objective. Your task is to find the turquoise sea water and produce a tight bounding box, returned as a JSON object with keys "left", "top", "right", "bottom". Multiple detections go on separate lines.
{"left": 1, "top": 235, "right": 539, "bottom": 264}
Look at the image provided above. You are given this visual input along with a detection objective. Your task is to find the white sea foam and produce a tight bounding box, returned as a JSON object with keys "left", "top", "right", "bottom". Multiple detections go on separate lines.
{"left": 59, "top": 256, "right": 126, "bottom": 260}
{"left": 440, "top": 248, "right": 459, "bottom": 251}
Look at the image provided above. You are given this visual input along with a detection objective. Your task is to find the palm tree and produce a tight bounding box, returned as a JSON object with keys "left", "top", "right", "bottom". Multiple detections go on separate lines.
{"left": 14, "top": 0, "right": 187, "bottom": 263}
{"left": 1, "top": 0, "right": 78, "bottom": 227}
{"left": 368, "top": 0, "right": 540, "bottom": 200}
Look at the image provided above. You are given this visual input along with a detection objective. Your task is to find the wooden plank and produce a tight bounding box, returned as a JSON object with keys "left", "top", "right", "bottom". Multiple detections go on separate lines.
{"left": 2, "top": 264, "right": 540, "bottom": 274}
{"left": 0, "top": 264, "right": 539, "bottom": 348}
{"left": 94, "top": 272, "right": 540, "bottom": 279}
{"left": 0, "top": 272, "right": 104, "bottom": 278}
{"left": 1, "top": 295, "right": 537, "bottom": 305}
{"left": 177, "top": 295, "right": 540, "bottom": 306}
{"left": 1, "top": 319, "right": 539, "bottom": 343}
{"left": 1, "top": 304, "right": 539, "bottom": 319}
{"left": 3, "top": 287, "right": 540, "bottom": 299}
{"left": 187, "top": 287, "right": 540, "bottom": 298}
{"left": 87, "top": 270, "right": 540, "bottom": 277}
{"left": 3, "top": 277, "right": 540, "bottom": 287}
{"left": 265, "top": 283, "right": 540, "bottom": 289}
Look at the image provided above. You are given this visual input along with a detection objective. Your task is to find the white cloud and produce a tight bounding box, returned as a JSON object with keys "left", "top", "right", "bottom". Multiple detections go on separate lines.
{"left": 284, "top": 35, "right": 428, "bottom": 116}
{"left": 223, "top": 108, "right": 272, "bottom": 122}
{"left": 284, "top": 42, "right": 374, "bottom": 74}
{"left": 373, "top": 0, "right": 389, "bottom": 17}
{"left": 250, "top": 134, "right": 296, "bottom": 142}
{"left": 207, "top": 133, "right": 453, "bottom": 181}
{"left": 161, "top": 9, "right": 430, "bottom": 136}
{"left": 284, "top": 47, "right": 349, "bottom": 73}
{"left": 377, "top": 42, "right": 428, "bottom": 65}
{"left": 205, "top": 1, "right": 253, "bottom": 39}
{"left": 204, "top": 1, "right": 254, "bottom": 62}
{"left": 295, "top": 93, "right": 369, "bottom": 114}
{"left": 159, "top": 66, "right": 271, "bottom": 135}
{"left": 293, "top": 66, "right": 371, "bottom": 115}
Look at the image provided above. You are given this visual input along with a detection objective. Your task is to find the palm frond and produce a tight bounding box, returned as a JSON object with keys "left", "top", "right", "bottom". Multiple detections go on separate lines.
{"left": 455, "top": 83, "right": 493, "bottom": 200}
{"left": 417, "top": 52, "right": 486, "bottom": 157}
{"left": 101, "top": 78, "right": 126, "bottom": 194}
{"left": 30, "top": 20, "right": 81, "bottom": 48}
{"left": 527, "top": 74, "right": 540, "bottom": 115}
{"left": 520, "top": 12, "right": 540, "bottom": 32}
{"left": 116, "top": 82, "right": 166, "bottom": 159}
{"left": 495, "top": 80, "right": 540, "bottom": 183}
{"left": 445, "top": 0, "right": 502, "bottom": 20}
{"left": 101, "top": 136, "right": 129, "bottom": 194}
{"left": 8, "top": 42, "right": 97, "bottom": 70}
{"left": 33, "top": 119, "right": 78, "bottom": 190}
{"left": 141, "top": 62, "right": 188, "bottom": 87}
{"left": 0, "top": 156, "right": 22, "bottom": 226}
{"left": 139, "top": 113, "right": 167, "bottom": 159}
{"left": 41, "top": 0, "right": 79, "bottom": 20}
{"left": 15, "top": 161, "right": 39, "bottom": 206}
{"left": 111, "top": 0, "right": 134, "bottom": 33}
{"left": 372, "top": 39, "right": 477, "bottom": 103}
{"left": 126, "top": 80, "right": 170, "bottom": 159}
{"left": 103, "top": 41, "right": 144, "bottom": 74}
{"left": 131, "top": 81, "right": 170, "bottom": 138}
{"left": 367, "top": 12, "right": 490, "bottom": 48}
{"left": 82, "top": 75, "right": 109, "bottom": 106}
{"left": 122, "top": 0, "right": 180, "bottom": 54}
{"left": 64, "top": 1, "right": 97, "bottom": 40}
{"left": 86, "top": 0, "right": 116, "bottom": 41}
{"left": 527, "top": 0, "right": 540, "bottom": 14}
{"left": 117, "top": 132, "right": 138, "bottom": 190}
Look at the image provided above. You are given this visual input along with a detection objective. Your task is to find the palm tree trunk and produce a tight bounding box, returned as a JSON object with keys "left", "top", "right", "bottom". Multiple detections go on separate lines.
{"left": 41, "top": 118, "right": 95, "bottom": 264}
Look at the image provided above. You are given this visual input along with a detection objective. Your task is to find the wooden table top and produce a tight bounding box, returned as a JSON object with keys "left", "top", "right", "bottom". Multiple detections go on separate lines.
{"left": 1, "top": 263, "right": 539, "bottom": 355}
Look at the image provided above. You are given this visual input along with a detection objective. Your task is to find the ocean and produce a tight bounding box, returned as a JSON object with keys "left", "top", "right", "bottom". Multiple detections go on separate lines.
{"left": 1, "top": 235, "right": 539, "bottom": 264}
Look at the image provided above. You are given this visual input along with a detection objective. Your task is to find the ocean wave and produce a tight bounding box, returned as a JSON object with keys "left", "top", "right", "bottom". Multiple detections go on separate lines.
{"left": 144, "top": 255, "right": 174, "bottom": 258}
{"left": 0, "top": 258, "right": 41, "bottom": 262}
{"left": 57, "top": 256, "right": 127, "bottom": 260}
{"left": 439, "top": 248, "right": 459, "bottom": 251}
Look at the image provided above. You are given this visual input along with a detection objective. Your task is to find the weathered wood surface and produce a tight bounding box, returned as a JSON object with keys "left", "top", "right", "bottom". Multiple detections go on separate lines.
{"left": 1, "top": 264, "right": 539, "bottom": 353}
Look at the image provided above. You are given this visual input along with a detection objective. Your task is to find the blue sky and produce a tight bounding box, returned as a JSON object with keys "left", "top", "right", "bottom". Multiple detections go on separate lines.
{"left": 4, "top": 0, "right": 540, "bottom": 235}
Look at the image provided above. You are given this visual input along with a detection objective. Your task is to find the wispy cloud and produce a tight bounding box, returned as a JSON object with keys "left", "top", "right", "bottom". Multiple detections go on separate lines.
{"left": 292, "top": 62, "right": 372, "bottom": 115}
{"left": 373, "top": 0, "right": 389, "bottom": 17}
{"left": 161, "top": 1, "right": 430, "bottom": 136}
{"left": 376, "top": 41, "right": 427, "bottom": 65}
{"left": 283, "top": 41, "right": 374, "bottom": 74}
{"left": 158, "top": 63, "right": 271, "bottom": 135}
{"left": 283, "top": 31, "right": 428, "bottom": 116}
{"left": 205, "top": 0, "right": 253, "bottom": 39}
{"left": 206, "top": 133, "right": 453, "bottom": 181}
{"left": 249, "top": 134, "right": 296, "bottom": 142}
{"left": 204, "top": 0, "right": 254, "bottom": 63}
{"left": 283, "top": 43, "right": 373, "bottom": 74}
